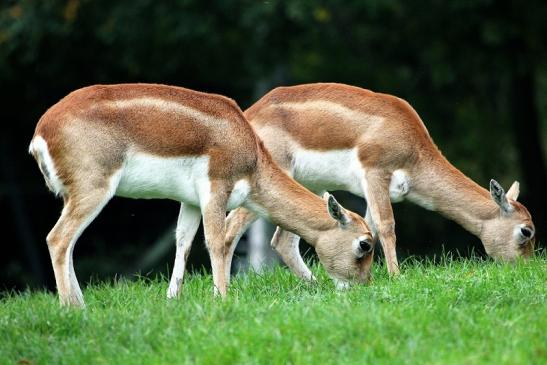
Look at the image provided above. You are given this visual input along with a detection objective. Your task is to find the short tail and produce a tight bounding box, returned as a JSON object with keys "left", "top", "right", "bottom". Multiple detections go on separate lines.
{"left": 29, "top": 135, "right": 65, "bottom": 196}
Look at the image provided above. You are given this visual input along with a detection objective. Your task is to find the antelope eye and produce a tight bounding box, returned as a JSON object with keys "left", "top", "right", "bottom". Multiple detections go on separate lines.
{"left": 520, "top": 227, "right": 534, "bottom": 239}
{"left": 359, "top": 239, "right": 373, "bottom": 253}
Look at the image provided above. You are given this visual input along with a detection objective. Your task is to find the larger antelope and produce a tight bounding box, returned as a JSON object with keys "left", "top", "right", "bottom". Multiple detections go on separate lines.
{"left": 223, "top": 83, "right": 536, "bottom": 278}
{"left": 29, "top": 84, "right": 373, "bottom": 307}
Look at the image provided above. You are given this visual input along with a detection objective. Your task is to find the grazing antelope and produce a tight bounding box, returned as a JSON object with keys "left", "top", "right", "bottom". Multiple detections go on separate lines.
{"left": 29, "top": 83, "right": 373, "bottom": 307}
{"left": 223, "top": 83, "right": 536, "bottom": 277}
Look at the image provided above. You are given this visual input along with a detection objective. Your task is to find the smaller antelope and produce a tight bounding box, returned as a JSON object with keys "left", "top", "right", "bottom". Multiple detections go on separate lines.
{"left": 224, "top": 83, "right": 536, "bottom": 278}
{"left": 29, "top": 84, "right": 373, "bottom": 307}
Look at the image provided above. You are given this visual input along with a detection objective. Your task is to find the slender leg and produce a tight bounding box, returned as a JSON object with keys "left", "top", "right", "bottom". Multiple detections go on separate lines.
{"left": 201, "top": 184, "right": 230, "bottom": 297}
{"left": 270, "top": 227, "right": 315, "bottom": 281}
{"left": 362, "top": 170, "right": 400, "bottom": 275}
{"left": 269, "top": 189, "right": 324, "bottom": 281}
{"left": 167, "top": 203, "right": 201, "bottom": 299}
{"left": 364, "top": 207, "right": 379, "bottom": 246}
{"left": 46, "top": 189, "right": 112, "bottom": 307}
{"left": 224, "top": 207, "right": 258, "bottom": 284}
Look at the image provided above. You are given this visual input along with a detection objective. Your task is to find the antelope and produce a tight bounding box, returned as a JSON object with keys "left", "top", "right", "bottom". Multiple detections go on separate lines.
{"left": 223, "top": 83, "right": 536, "bottom": 278}
{"left": 29, "top": 83, "right": 374, "bottom": 307}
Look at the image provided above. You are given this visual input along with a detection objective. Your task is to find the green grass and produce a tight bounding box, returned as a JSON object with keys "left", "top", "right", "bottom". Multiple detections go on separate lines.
{"left": 1, "top": 255, "right": 546, "bottom": 365}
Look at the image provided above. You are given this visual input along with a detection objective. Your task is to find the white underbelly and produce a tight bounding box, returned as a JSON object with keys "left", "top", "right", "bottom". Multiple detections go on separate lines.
{"left": 115, "top": 152, "right": 250, "bottom": 209}
{"left": 291, "top": 147, "right": 414, "bottom": 204}
{"left": 292, "top": 147, "right": 364, "bottom": 196}
{"left": 115, "top": 153, "right": 210, "bottom": 205}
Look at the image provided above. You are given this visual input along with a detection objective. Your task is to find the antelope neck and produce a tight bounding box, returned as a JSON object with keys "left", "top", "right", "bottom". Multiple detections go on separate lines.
{"left": 409, "top": 154, "right": 498, "bottom": 237}
{"left": 246, "top": 156, "right": 336, "bottom": 245}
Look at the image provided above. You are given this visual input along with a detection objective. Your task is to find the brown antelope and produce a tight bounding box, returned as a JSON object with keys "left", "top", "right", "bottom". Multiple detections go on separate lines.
{"left": 223, "top": 83, "right": 536, "bottom": 278}
{"left": 29, "top": 83, "right": 373, "bottom": 307}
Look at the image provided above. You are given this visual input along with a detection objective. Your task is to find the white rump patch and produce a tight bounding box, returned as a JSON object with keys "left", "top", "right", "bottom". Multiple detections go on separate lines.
{"left": 29, "top": 135, "right": 65, "bottom": 196}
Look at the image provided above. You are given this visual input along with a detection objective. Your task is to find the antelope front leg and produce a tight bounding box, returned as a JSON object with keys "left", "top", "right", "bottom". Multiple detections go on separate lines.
{"left": 364, "top": 207, "right": 380, "bottom": 246}
{"left": 270, "top": 227, "right": 315, "bottom": 281}
{"left": 202, "top": 185, "right": 230, "bottom": 297}
{"left": 167, "top": 203, "right": 201, "bottom": 299}
{"left": 363, "top": 170, "right": 400, "bottom": 275}
{"left": 224, "top": 207, "right": 258, "bottom": 285}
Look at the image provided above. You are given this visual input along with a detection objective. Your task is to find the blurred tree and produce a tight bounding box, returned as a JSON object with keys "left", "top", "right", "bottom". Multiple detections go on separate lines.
{"left": 0, "top": 0, "right": 544, "bottom": 291}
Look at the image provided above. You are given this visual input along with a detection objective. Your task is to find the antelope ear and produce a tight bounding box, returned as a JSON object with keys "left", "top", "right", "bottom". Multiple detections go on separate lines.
{"left": 325, "top": 193, "right": 351, "bottom": 225}
{"left": 505, "top": 181, "right": 520, "bottom": 201}
{"left": 490, "top": 179, "right": 513, "bottom": 213}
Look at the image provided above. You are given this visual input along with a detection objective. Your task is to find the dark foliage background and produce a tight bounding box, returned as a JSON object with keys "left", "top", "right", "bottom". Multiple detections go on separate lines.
{"left": 1, "top": 0, "right": 545, "bottom": 292}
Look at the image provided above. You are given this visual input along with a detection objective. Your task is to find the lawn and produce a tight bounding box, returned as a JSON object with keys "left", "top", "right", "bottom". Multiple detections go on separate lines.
{"left": 1, "top": 255, "right": 545, "bottom": 365}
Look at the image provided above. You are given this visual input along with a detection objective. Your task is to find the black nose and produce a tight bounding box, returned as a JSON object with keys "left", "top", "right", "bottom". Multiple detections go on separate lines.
{"left": 359, "top": 239, "right": 373, "bottom": 253}
{"left": 521, "top": 227, "right": 533, "bottom": 239}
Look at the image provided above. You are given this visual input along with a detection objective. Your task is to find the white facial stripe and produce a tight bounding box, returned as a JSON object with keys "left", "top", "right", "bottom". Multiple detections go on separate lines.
{"left": 352, "top": 235, "right": 371, "bottom": 258}
{"left": 513, "top": 225, "right": 524, "bottom": 242}
{"left": 281, "top": 100, "right": 384, "bottom": 124}
{"left": 105, "top": 97, "right": 228, "bottom": 125}
{"left": 514, "top": 224, "right": 534, "bottom": 241}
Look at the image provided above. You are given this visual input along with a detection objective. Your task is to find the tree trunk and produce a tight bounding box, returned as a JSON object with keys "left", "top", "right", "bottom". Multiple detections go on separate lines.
{"left": 248, "top": 219, "right": 279, "bottom": 272}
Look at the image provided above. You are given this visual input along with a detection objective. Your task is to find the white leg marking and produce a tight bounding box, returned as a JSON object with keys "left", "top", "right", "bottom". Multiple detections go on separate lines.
{"left": 167, "top": 203, "right": 201, "bottom": 299}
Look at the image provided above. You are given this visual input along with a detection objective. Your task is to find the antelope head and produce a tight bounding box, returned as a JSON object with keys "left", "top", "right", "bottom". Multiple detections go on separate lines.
{"left": 481, "top": 179, "right": 535, "bottom": 260}
{"left": 314, "top": 193, "right": 374, "bottom": 286}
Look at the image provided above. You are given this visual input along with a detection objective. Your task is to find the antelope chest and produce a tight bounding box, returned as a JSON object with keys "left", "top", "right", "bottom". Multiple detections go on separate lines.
{"left": 291, "top": 147, "right": 365, "bottom": 196}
